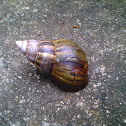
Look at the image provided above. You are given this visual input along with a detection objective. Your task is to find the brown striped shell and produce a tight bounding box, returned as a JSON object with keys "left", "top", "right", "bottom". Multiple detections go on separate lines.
{"left": 16, "top": 39, "right": 88, "bottom": 92}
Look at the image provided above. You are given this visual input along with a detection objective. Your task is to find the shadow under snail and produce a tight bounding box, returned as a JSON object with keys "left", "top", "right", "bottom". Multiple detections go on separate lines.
{"left": 16, "top": 39, "right": 88, "bottom": 92}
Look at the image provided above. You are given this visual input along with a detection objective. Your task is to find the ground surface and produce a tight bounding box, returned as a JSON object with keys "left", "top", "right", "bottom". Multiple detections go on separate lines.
{"left": 0, "top": 0, "right": 125, "bottom": 126}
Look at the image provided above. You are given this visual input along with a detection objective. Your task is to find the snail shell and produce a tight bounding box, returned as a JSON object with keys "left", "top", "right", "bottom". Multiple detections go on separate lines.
{"left": 16, "top": 39, "right": 88, "bottom": 91}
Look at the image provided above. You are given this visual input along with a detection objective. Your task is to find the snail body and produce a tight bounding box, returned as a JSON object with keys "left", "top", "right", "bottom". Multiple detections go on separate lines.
{"left": 16, "top": 39, "right": 88, "bottom": 91}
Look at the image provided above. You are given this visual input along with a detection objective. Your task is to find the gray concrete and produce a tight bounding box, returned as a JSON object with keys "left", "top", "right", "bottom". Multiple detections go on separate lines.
{"left": 0, "top": 0, "right": 125, "bottom": 125}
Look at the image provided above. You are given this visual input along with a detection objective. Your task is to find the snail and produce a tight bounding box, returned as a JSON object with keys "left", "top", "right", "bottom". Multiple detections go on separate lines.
{"left": 16, "top": 39, "right": 88, "bottom": 92}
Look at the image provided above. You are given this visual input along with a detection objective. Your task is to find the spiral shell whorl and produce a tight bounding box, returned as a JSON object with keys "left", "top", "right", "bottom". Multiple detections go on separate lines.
{"left": 35, "top": 41, "right": 55, "bottom": 74}
{"left": 16, "top": 40, "right": 55, "bottom": 74}
{"left": 51, "top": 39, "right": 88, "bottom": 86}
